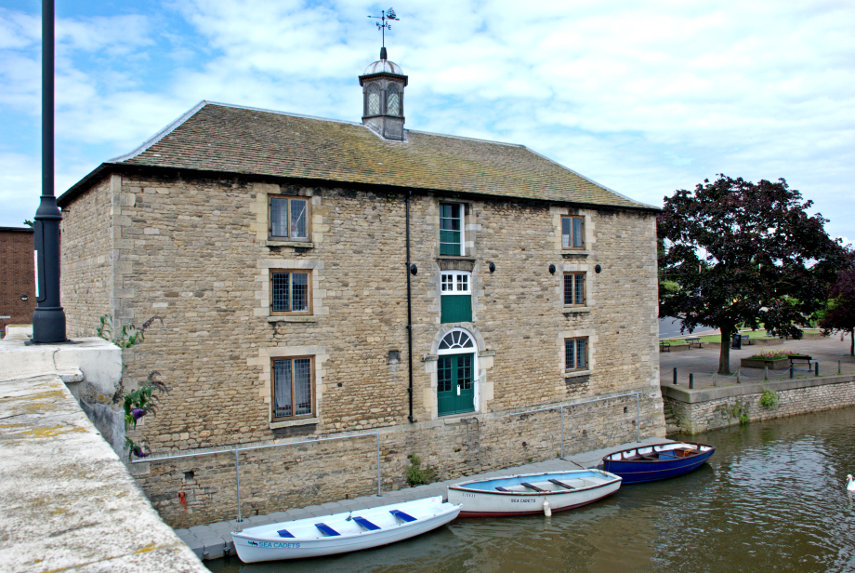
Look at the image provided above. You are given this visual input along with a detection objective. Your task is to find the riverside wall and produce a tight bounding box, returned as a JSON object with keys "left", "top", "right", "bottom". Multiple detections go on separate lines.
{"left": 662, "top": 374, "right": 855, "bottom": 434}
{"left": 0, "top": 334, "right": 207, "bottom": 572}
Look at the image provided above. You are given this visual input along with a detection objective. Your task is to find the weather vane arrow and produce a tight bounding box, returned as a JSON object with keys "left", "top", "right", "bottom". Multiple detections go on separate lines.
{"left": 368, "top": 7, "right": 399, "bottom": 48}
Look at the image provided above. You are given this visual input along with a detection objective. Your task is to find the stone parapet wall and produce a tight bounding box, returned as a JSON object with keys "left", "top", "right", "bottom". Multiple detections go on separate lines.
{"left": 133, "top": 389, "right": 663, "bottom": 528}
{"left": 662, "top": 375, "right": 855, "bottom": 434}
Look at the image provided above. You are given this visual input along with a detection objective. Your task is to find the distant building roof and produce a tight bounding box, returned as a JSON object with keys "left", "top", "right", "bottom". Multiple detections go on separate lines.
{"left": 59, "top": 101, "right": 654, "bottom": 212}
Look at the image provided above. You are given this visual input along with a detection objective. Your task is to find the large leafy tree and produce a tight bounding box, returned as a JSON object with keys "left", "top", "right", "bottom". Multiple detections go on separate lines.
{"left": 819, "top": 252, "right": 855, "bottom": 356}
{"left": 658, "top": 175, "right": 844, "bottom": 374}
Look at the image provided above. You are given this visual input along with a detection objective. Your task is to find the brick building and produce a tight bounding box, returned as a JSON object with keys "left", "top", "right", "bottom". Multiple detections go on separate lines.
{"left": 57, "top": 50, "right": 664, "bottom": 526}
{"left": 0, "top": 227, "right": 36, "bottom": 338}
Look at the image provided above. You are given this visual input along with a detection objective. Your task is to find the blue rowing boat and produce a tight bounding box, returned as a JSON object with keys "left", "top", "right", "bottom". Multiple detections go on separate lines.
{"left": 602, "top": 442, "right": 715, "bottom": 484}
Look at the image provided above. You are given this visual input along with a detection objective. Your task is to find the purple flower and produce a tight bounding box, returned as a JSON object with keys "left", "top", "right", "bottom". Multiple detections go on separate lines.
{"left": 132, "top": 446, "right": 149, "bottom": 458}
{"left": 131, "top": 408, "right": 147, "bottom": 420}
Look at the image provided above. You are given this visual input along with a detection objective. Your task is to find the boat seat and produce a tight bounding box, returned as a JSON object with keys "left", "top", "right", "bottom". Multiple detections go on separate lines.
{"left": 277, "top": 528, "right": 294, "bottom": 538}
{"left": 495, "top": 486, "right": 510, "bottom": 492}
{"left": 548, "top": 478, "right": 576, "bottom": 489}
{"left": 352, "top": 516, "right": 381, "bottom": 531}
{"left": 390, "top": 509, "right": 417, "bottom": 523}
{"left": 521, "top": 482, "right": 546, "bottom": 492}
{"left": 315, "top": 522, "right": 341, "bottom": 536}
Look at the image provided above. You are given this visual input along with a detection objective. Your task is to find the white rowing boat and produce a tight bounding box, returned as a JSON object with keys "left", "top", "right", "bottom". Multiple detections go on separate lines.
{"left": 447, "top": 469, "right": 622, "bottom": 517}
{"left": 231, "top": 496, "right": 461, "bottom": 563}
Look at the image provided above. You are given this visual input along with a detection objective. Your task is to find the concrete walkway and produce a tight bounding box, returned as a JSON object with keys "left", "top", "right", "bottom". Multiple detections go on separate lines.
{"left": 174, "top": 437, "right": 666, "bottom": 561}
{"left": 659, "top": 333, "right": 855, "bottom": 389}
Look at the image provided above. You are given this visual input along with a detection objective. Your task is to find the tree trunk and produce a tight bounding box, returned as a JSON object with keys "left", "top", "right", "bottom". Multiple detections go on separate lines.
{"left": 718, "top": 324, "right": 735, "bottom": 375}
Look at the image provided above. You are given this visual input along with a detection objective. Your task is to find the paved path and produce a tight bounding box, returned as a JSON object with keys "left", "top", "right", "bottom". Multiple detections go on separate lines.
{"left": 174, "top": 437, "right": 665, "bottom": 561}
{"left": 659, "top": 332, "right": 855, "bottom": 389}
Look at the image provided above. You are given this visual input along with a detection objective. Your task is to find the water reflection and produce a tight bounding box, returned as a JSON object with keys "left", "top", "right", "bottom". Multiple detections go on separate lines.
{"left": 207, "top": 407, "right": 855, "bottom": 572}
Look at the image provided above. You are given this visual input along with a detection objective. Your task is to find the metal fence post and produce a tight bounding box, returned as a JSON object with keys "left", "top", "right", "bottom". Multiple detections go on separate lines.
{"left": 376, "top": 433, "right": 382, "bottom": 497}
{"left": 234, "top": 449, "right": 242, "bottom": 523}
{"left": 560, "top": 406, "right": 565, "bottom": 459}
{"left": 635, "top": 393, "right": 641, "bottom": 442}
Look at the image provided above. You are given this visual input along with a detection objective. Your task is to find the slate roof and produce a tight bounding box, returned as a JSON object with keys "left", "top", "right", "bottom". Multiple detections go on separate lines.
{"left": 61, "top": 101, "right": 653, "bottom": 211}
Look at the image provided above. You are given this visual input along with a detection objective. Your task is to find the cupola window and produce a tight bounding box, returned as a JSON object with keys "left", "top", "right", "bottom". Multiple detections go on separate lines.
{"left": 367, "top": 84, "right": 381, "bottom": 116}
{"left": 386, "top": 85, "right": 400, "bottom": 116}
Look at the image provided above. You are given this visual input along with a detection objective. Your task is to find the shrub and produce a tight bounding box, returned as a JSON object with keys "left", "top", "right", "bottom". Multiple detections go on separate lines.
{"left": 405, "top": 454, "right": 436, "bottom": 486}
{"left": 760, "top": 389, "right": 779, "bottom": 410}
{"left": 748, "top": 349, "right": 791, "bottom": 360}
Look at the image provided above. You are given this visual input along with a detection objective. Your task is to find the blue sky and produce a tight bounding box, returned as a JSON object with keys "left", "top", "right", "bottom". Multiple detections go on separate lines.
{"left": 2, "top": 1, "right": 854, "bottom": 243}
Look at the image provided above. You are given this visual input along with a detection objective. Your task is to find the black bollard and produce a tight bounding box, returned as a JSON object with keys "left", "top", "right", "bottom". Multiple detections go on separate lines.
{"left": 814, "top": 362, "right": 819, "bottom": 377}
{"left": 689, "top": 373, "right": 694, "bottom": 389}
{"left": 789, "top": 365, "right": 794, "bottom": 379}
{"left": 673, "top": 367, "right": 678, "bottom": 385}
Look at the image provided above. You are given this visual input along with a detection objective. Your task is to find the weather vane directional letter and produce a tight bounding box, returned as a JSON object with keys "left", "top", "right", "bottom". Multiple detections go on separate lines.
{"left": 368, "top": 7, "right": 399, "bottom": 48}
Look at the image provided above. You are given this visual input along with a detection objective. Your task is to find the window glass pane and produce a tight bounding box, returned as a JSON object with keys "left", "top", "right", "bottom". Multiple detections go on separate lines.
{"left": 441, "top": 274, "right": 453, "bottom": 292}
{"left": 271, "top": 197, "right": 288, "bottom": 237}
{"left": 458, "top": 355, "right": 472, "bottom": 390}
{"left": 290, "top": 199, "right": 307, "bottom": 238}
{"left": 577, "top": 338, "right": 587, "bottom": 369}
{"left": 575, "top": 273, "right": 585, "bottom": 305}
{"left": 272, "top": 272, "right": 290, "bottom": 312}
{"left": 440, "top": 204, "right": 462, "bottom": 256}
{"left": 562, "top": 217, "right": 571, "bottom": 248}
{"left": 294, "top": 358, "right": 312, "bottom": 416}
{"left": 273, "top": 359, "right": 292, "bottom": 417}
{"left": 291, "top": 272, "right": 309, "bottom": 312}
{"left": 387, "top": 87, "right": 400, "bottom": 116}
{"left": 438, "top": 357, "right": 452, "bottom": 392}
{"left": 368, "top": 85, "right": 380, "bottom": 115}
{"left": 573, "top": 217, "right": 584, "bottom": 248}
{"left": 563, "top": 274, "right": 572, "bottom": 305}
{"left": 565, "top": 339, "right": 574, "bottom": 370}
{"left": 457, "top": 274, "right": 468, "bottom": 292}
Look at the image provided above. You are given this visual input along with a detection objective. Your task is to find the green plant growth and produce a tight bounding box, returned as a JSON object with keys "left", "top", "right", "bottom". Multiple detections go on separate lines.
{"left": 120, "top": 372, "right": 168, "bottom": 459}
{"left": 715, "top": 400, "right": 750, "bottom": 425}
{"left": 405, "top": 454, "right": 436, "bottom": 486}
{"left": 97, "top": 314, "right": 162, "bottom": 348}
{"left": 759, "top": 389, "right": 779, "bottom": 410}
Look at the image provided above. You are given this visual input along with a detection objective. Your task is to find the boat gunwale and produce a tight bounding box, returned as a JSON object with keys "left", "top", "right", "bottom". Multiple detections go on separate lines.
{"left": 603, "top": 442, "right": 715, "bottom": 464}
{"left": 447, "top": 469, "right": 621, "bottom": 496}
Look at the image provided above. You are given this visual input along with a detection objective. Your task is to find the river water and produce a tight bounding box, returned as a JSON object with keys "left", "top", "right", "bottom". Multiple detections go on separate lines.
{"left": 207, "top": 406, "right": 855, "bottom": 572}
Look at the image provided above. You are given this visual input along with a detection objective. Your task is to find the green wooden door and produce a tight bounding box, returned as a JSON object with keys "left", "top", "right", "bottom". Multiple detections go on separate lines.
{"left": 437, "top": 353, "right": 474, "bottom": 416}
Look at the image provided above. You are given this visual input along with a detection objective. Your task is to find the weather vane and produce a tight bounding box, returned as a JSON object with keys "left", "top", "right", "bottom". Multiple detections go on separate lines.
{"left": 368, "top": 7, "right": 399, "bottom": 48}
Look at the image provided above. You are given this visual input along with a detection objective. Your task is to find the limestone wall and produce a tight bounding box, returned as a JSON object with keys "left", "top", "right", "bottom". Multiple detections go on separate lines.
{"left": 133, "top": 389, "right": 662, "bottom": 528}
{"left": 663, "top": 374, "right": 855, "bottom": 434}
{"left": 60, "top": 170, "right": 664, "bottom": 524}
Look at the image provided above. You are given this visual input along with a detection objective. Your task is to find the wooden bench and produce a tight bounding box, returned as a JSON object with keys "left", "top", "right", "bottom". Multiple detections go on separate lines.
{"left": 686, "top": 337, "right": 703, "bottom": 349}
{"left": 741, "top": 334, "right": 752, "bottom": 345}
{"left": 660, "top": 340, "right": 671, "bottom": 352}
{"left": 789, "top": 354, "right": 813, "bottom": 370}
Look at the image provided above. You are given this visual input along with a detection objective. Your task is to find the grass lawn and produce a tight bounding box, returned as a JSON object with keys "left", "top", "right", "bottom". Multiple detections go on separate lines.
{"left": 662, "top": 328, "right": 822, "bottom": 345}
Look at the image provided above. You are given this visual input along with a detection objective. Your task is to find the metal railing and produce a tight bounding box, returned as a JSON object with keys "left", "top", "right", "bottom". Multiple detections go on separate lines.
{"left": 501, "top": 390, "right": 642, "bottom": 458}
{"left": 135, "top": 431, "right": 381, "bottom": 523}
{"left": 134, "top": 390, "right": 646, "bottom": 523}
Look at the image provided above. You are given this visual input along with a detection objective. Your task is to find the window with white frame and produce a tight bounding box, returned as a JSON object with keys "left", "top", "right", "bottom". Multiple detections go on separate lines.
{"left": 561, "top": 215, "right": 584, "bottom": 249}
{"left": 270, "top": 270, "right": 311, "bottom": 314}
{"left": 270, "top": 196, "right": 309, "bottom": 240}
{"left": 563, "top": 272, "right": 586, "bottom": 306}
{"left": 441, "top": 270, "right": 472, "bottom": 323}
{"left": 440, "top": 202, "right": 464, "bottom": 256}
{"left": 564, "top": 337, "right": 589, "bottom": 372}
{"left": 272, "top": 356, "right": 314, "bottom": 420}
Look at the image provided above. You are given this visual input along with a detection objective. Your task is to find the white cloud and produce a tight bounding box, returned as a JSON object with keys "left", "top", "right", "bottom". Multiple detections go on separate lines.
{"left": 0, "top": 0, "right": 853, "bottom": 239}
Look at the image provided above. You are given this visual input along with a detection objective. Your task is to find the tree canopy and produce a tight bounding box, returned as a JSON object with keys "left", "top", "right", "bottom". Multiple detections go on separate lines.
{"left": 819, "top": 251, "right": 855, "bottom": 356}
{"left": 658, "top": 175, "right": 844, "bottom": 374}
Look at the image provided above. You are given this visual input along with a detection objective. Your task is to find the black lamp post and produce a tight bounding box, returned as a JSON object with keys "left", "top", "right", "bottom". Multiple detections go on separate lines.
{"left": 32, "top": 0, "right": 66, "bottom": 343}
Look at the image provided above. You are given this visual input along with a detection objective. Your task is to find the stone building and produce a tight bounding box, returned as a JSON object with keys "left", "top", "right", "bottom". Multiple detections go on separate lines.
{"left": 57, "top": 49, "right": 664, "bottom": 526}
{"left": 0, "top": 227, "right": 36, "bottom": 339}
